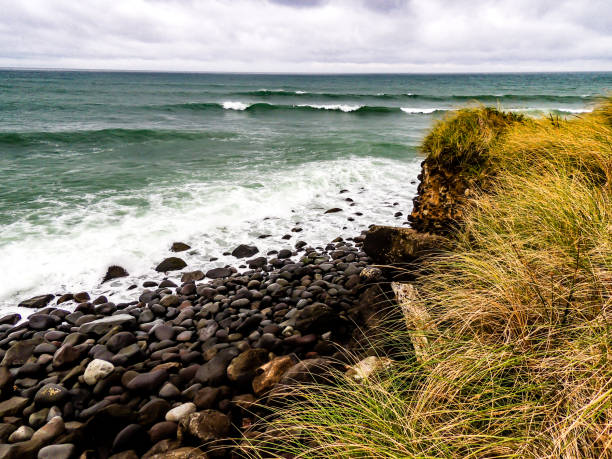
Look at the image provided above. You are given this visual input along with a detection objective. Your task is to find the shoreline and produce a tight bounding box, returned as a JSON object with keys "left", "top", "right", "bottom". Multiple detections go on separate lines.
{"left": 0, "top": 157, "right": 420, "bottom": 315}
{"left": 0, "top": 206, "right": 392, "bottom": 457}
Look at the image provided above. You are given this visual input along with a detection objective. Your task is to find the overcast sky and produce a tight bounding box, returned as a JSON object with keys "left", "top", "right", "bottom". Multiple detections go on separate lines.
{"left": 1, "top": 0, "right": 611, "bottom": 73}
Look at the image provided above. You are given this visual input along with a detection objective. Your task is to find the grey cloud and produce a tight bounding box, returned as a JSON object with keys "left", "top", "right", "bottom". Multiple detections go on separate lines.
{"left": 269, "top": 0, "right": 327, "bottom": 7}
{"left": 0, "top": 0, "right": 610, "bottom": 72}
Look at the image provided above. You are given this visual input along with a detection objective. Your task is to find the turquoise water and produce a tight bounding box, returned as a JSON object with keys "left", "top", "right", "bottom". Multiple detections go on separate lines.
{"left": 1, "top": 71, "right": 610, "bottom": 310}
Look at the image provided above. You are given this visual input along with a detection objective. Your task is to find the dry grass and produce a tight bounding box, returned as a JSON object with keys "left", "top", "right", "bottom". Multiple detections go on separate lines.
{"left": 421, "top": 106, "right": 524, "bottom": 171}
{"left": 242, "top": 100, "right": 612, "bottom": 458}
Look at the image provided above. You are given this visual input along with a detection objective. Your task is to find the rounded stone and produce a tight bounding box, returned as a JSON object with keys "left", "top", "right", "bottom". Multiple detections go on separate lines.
{"left": 112, "top": 423, "right": 147, "bottom": 453}
{"left": 148, "top": 421, "right": 178, "bottom": 444}
{"left": 165, "top": 402, "right": 196, "bottom": 422}
{"left": 28, "top": 314, "right": 56, "bottom": 331}
{"left": 84, "top": 359, "right": 114, "bottom": 385}
{"left": 38, "top": 444, "right": 75, "bottom": 459}
{"left": 126, "top": 370, "right": 167, "bottom": 392}
{"left": 155, "top": 257, "right": 187, "bottom": 272}
{"left": 34, "top": 384, "right": 68, "bottom": 405}
{"left": 8, "top": 425, "right": 33, "bottom": 443}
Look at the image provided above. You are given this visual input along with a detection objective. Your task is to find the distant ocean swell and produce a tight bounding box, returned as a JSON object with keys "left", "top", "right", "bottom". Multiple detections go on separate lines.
{"left": 230, "top": 89, "right": 597, "bottom": 102}
{"left": 0, "top": 129, "right": 238, "bottom": 146}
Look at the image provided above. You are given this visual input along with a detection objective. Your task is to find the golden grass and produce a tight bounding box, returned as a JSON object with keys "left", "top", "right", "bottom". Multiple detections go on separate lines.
{"left": 242, "top": 101, "right": 612, "bottom": 458}
{"left": 421, "top": 106, "right": 524, "bottom": 171}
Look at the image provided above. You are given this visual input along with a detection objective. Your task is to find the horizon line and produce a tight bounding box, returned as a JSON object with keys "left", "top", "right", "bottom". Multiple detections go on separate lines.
{"left": 1, "top": 66, "right": 612, "bottom": 76}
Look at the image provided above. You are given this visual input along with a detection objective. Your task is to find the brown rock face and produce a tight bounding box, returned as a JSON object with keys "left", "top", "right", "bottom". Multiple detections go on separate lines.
{"left": 363, "top": 226, "right": 447, "bottom": 264}
{"left": 226, "top": 349, "right": 268, "bottom": 384}
{"left": 177, "top": 410, "right": 230, "bottom": 444}
{"left": 171, "top": 242, "right": 191, "bottom": 252}
{"left": 18, "top": 294, "right": 54, "bottom": 308}
{"left": 408, "top": 159, "right": 480, "bottom": 235}
{"left": 252, "top": 355, "right": 298, "bottom": 396}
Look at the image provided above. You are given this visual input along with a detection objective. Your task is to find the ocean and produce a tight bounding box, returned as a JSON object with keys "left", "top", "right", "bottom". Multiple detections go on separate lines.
{"left": 1, "top": 70, "right": 610, "bottom": 314}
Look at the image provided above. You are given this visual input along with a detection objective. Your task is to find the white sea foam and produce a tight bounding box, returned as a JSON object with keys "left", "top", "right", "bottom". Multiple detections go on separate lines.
{"left": 222, "top": 101, "right": 249, "bottom": 110}
{"left": 556, "top": 108, "right": 592, "bottom": 114}
{"left": 401, "top": 107, "right": 438, "bottom": 114}
{"left": 0, "top": 156, "right": 421, "bottom": 316}
{"left": 297, "top": 104, "right": 362, "bottom": 112}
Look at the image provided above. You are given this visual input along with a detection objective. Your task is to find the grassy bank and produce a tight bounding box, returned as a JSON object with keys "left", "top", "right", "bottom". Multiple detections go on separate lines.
{"left": 247, "top": 100, "right": 612, "bottom": 458}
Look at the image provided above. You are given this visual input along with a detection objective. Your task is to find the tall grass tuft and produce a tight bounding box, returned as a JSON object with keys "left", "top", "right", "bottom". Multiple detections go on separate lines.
{"left": 421, "top": 106, "right": 523, "bottom": 171}
{"left": 243, "top": 101, "right": 612, "bottom": 458}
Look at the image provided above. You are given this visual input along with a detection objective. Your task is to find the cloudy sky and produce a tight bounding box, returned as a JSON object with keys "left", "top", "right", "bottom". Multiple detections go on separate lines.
{"left": 1, "top": 0, "right": 611, "bottom": 73}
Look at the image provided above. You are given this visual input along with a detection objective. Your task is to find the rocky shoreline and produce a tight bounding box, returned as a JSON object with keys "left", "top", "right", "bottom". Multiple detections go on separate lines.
{"left": 0, "top": 150, "right": 456, "bottom": 459}
{"left": 0, "top": 228, "right": 394, "bottom": 458}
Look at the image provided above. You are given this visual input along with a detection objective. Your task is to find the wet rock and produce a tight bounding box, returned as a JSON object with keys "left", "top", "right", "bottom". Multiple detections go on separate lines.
{"left": 84, "top": 359, "right": 114, "bottom": 385}
{"left": 31, "top": 416, "right": 65, "bottom": 443}
{"left": 8, "top": 425, "right": 33, "bottom": 442}
{"left": 2, "top": 338, "right": 42, "bottom": 366}
{"left": 181, "top": 271, "right": 204, "bottom": 283}
{"left": 79, "top": 314, "right": 136, "bottom": 335}
{"left": 18, "top": 294, "right": 54, "bottom": 308}
{"left": 112, "top": 424, "right": 147, "bottom": 453}
{"left": 0, "top": 440, "right": 40, "bottom": 459}
{"left": 0, "top": 397, "right": 29, "bottom": 417}
{"left": 171, "top": 242, "right": 191, "bottom": 252}
{"left": 52, "top": 344, "right": 87, "bottom": 368}
{"left": 363, "top": 226, "right": 448, "bottom": 264}
{"left": 148, "top": 421, "right": 177, "bottom": 444}
{"left": 126, "top": 370, "right": 167, "bottom": 392}
{"left": 247, "top": 257, "right": 267, "bottom": 269}
{"left": 159, "top": 279, "right": 177, "bottom": 288}
{"left": 0, "top": 314, "right": 20, "bottom": 325}
{"left": 56, "top": 294, "right": 74, "bottom": 305}
{"left": 28, "top": 314, "right": 56, "bottom": 330}
{"left": 360, "top": 266, "right": 383, "bottom": 282}
{"left": 177, "top": 410, "right": 230, "bottom": 444}
{"left": 73, "top": 292, "right": 90, "bottom": 303}
{"left": 103, "top": 265, "right": 129, "bottom": 283}
{"left": 160, "top": 295, "right": 180, "bottom": 307}
{"left": 252, "top": 354, "right": 298, "bottom": 395}
{"left": 107, "top": 332, "right": 137, "bottom": 353}
{"left": 138, "top": 399, "right": 171, "bottom": 426}
{"left": 35, "top": 383, "right": 68, "bottom": 405}
{"left": 165, "top": 402, "right": 196, "bottom": 422}
{"left": 193, "top": 387, "right": 220, "bottom": 410}
{"left": 156, "top": 257, "right": 187, "bottom": 272}
{"left": 153, "top": 325, "right": 175, "bottom": 341}
{"left": 295, "top": 302, "right": 335, "bottom": 333}
{"left": 195, "top": 348, "right": 239, "bottom": 386}
{"left": 159, "top": 383, "right": 180, "bottom": 399}
{"left": 205, "top": 267, "right": 232, "bottom": 279}
{"left": 0, "top": 423, "right": 16, "bottom": 442}
{"left": 232, "top": 244, "right": 259, "bottom": 258}
{"left": 227, "top": 349, "right": 268, "bottom": 384}
{"left": 28, "top": 408, "right": 49, "bottom": 429}
{"left": 38, "top": 444, "right": 76, "bottom": 459}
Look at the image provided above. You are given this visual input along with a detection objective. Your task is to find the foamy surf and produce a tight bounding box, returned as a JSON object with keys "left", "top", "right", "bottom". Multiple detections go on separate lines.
{"left": 222, "top": 101, "right": 249, "bottom": 110}
{"left": 296, "top": 104, "right": 362, "bottom": 112}
{"left": 0, "top": 156, "right": 420, "bottom": 316}
{"left": 401, "top": 107, "right": 438, "bottom": 114}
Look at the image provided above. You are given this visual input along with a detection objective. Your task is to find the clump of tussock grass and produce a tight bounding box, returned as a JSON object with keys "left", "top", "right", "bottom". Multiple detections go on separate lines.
{"left": 242, "top": 100, "right": 612, "bottom": 458}
{"left": 421, "top": 106, "right": 524, "bottom": 171}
